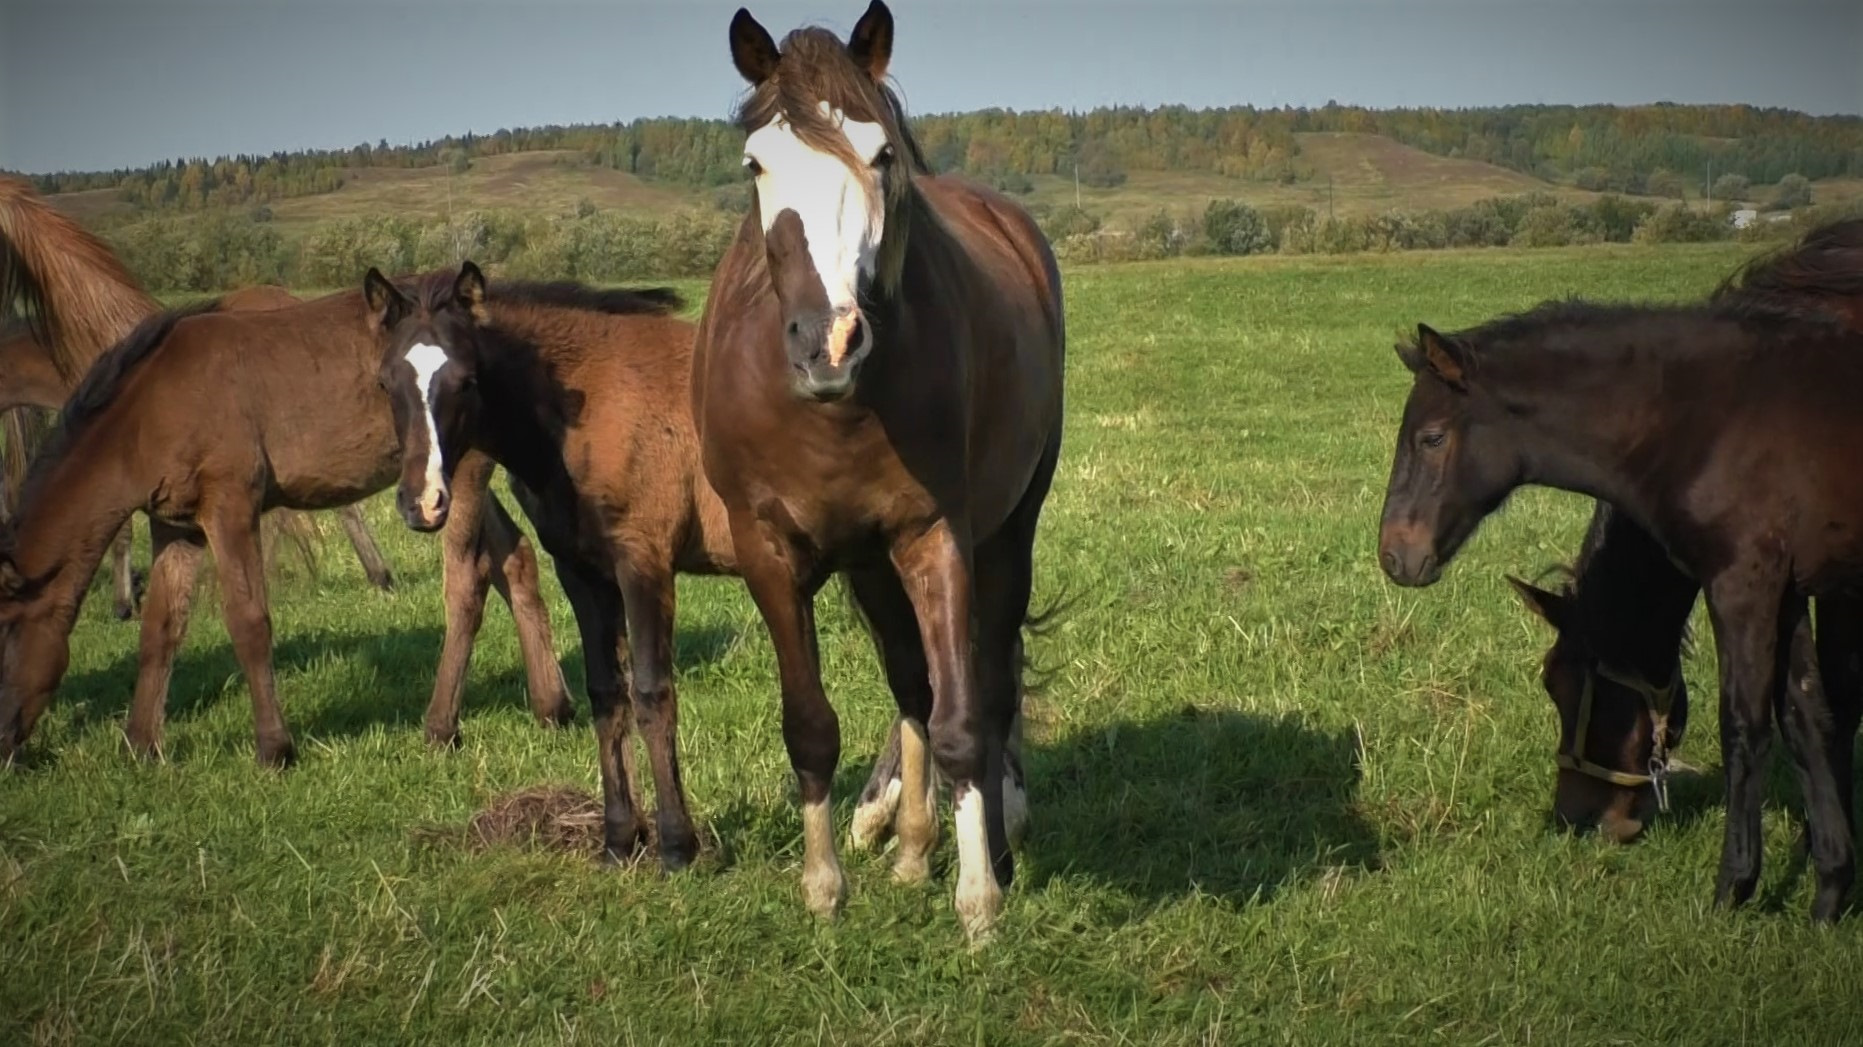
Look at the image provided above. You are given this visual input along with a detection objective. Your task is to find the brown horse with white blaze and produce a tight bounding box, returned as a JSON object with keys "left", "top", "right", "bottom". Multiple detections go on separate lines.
{"left": 0, "top": 176, "right": 396, "bottom": 614}
{"left": 694, "top": 1, "right": 1065, "bottom": 938}
{"left": 0, "top": 282, "right": 572, "bottom": 766}
{"left": 369, "top": 264, "right": 733, "bottom": 870}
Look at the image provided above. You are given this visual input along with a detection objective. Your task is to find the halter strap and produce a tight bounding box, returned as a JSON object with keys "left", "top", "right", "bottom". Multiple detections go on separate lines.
{"left": 1555, "top": 661, "right": 1682, "bottom": 810}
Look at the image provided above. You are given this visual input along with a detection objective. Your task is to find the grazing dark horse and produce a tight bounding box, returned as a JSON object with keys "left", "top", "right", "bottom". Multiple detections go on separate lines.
{"left": 369, "top": 263, "right": 731, "bottom": 870}
{"left": 0, "top": 282, "right": 574, "bottom": 766}
{"left": 1378, "top": 297, "right": 1863, "bottom": 922}
{"left": 0, "top": 176, "right": 395, "bottom": 615}
{"left": 1507, "top": 218, "right": 1863, "bottom": 840}
{"left": 694, "top": 1, "right": 1065, "bottom": 938}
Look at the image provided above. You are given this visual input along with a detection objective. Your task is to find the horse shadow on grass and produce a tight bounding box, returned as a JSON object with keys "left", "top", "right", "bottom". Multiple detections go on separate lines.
{"left": 53, "top": 620, "right": 740, "bottom": 758}
{"left": 1012, "top": 705, "right": 1381, "bottom": 907}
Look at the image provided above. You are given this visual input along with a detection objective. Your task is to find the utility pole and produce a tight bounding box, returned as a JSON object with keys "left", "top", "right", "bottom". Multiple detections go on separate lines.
{"left": 1705, "top": 156, "right": 1712, "bottom": 211}
{"left": 1074, "top": 161, "right": 1081, "bottom": 211}
{"left": 1328, "top": 173, "right": 1334, "bottom": 222}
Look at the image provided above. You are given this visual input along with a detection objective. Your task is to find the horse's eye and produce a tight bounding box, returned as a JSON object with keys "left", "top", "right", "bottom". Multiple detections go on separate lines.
{"left": 743, "top": 157, "right": 763, "bottom": 178}
{"left": 873, "top": 143, "right": 895, "bottom": 168}
{"left": 1420, "top": 431, "right": 1446, "bottom": 449}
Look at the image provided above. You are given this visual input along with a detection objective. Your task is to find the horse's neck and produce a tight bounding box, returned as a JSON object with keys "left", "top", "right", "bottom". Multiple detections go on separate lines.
{"left": 476, "top": 348, "right": 570, "bottom": 492}
{"left": 1504, "top": 355, "right": 1678, "bottom": 521}
{"left": 9, "top": 459, "right": 136, "bottom": 628}
{"left": 0, "top": 334, "right": 70, "bottom": 412}
{"left": 1578, "top": 514, "right": 1697, "bottom": 674}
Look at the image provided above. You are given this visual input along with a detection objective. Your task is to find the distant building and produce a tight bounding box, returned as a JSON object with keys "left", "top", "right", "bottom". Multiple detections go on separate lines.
{"left": 1731, "top": 208, "right": 1758, "bottom": 229}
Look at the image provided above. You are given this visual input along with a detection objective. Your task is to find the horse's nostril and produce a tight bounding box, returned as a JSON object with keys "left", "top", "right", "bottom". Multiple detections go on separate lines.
{"left": 1380, "top": 549, "right": 1399, "bottom": 576}
{"left": 786, "top": 320, "right": 801, "bottom": 337}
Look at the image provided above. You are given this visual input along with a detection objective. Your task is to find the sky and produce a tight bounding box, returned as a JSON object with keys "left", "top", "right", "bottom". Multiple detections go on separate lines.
{"left": 2, "top": 0, "right": 1859, "bottom": 174}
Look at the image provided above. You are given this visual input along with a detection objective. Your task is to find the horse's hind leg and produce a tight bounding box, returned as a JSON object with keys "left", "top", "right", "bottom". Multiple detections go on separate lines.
{"left": 974, "top": 440, "right": 1060, "bottom": 853}
{"left": 336, "top": 504, "right": 395, "bottom": 592}
{"left": 618, "top": 559, "right": 699, "bottom": 871}
{"left": 123, "top": 521, "right": 205, "bottom": 759}
{"left": 559, "top": 564, "right": 648, "bottom": 862}
{"left": 1794, "top": 594, "right": 1863, "bottom": 922}
{"left": 845, "top": 566, "right": 938, "bottom": 883}
{"left": 202, "top": 501, "right": 295, "bottom": 768}
{"left": 109, "top": 520, "right": 141, "bottom": 620}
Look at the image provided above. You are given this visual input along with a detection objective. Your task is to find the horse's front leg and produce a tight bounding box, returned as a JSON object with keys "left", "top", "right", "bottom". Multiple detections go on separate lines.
{"left": 731, "top": 512, "right": 843, "bottom": 917}
{"left": 202, "top": 501, "right": 295, "bottom": 768}
{"left": 894, "top": 520, "right": 1004, "bottom": 941}
{"left": 1705, "top": 569, "right": 1788, "bottom": 909}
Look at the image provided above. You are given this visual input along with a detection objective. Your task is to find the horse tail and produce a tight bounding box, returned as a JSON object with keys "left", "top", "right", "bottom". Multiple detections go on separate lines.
{"left": 0, "top": 176, "right": 160, "bottom": 384}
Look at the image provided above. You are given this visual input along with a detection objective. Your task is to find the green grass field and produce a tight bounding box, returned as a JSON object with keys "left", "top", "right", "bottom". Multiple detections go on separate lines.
{"left": 7, "top": 243, "right": 1863, "bottom": 1044}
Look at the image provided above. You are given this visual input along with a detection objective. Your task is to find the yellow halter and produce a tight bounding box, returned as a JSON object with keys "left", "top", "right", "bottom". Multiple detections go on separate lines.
{"left": 1554, "top": 661, "right": 1682, "bottom": 811}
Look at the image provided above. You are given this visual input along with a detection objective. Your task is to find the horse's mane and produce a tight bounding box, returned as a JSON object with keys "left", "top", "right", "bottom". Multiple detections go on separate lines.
{"left": 492, "top": 280, "right": 684, "bottom": 317}
{"left": 732, "top": 27, "right": 931, "bottom": 177}
{"left": 14, "top": 299, "right": 221, "bottom": 513}
{"left": 404, "top": 271, "right": 684, "bottom": 318}
{"left": 1407, "top": 294, "right": 1844, "bottom": 364}
{"left": 0, "top": 176, "right": 160, "bottom": 384}
{"left": 1713, "top": 217, "right": 1863, "bottom": 314}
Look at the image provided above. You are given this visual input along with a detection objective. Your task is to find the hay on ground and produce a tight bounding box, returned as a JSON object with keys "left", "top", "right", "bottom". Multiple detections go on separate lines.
{"left": 461, "top": 784, "right": 605, "bottom": 856}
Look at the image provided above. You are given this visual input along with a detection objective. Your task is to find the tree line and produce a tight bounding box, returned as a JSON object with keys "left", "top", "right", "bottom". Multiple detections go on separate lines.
{"left": 19, "top": 102, "right": 1863, "bottom": 214}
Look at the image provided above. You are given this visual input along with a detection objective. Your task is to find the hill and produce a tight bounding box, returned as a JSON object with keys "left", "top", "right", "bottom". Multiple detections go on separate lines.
{"left": 45, "top": 132, "right": 1601, "bottom": 231}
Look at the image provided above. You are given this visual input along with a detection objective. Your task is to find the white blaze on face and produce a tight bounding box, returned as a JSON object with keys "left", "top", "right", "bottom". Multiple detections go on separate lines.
{"left": 403, "top": 342, "right": 448, "bottom": 519}
{"left": 743, "top": 103, "right": 890, "bottom": 319}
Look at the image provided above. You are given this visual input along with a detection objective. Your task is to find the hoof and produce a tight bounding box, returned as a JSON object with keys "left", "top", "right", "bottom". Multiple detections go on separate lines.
{"left": 892, "top": 852, "right": 931, "bottom": 885}
{"left": 802, "top": 864, "right": 848, "bottom": 919}
{"left": 849, "top": 777, "right": 902, "bottom": 853}
{"left": 113, "top": 603, "right": 136, "bottom": 622}
{"left": 125, "top": 735, "right": 163, "bottom": 763}
{"left": 257, "top": 738, "right": 298, "bottom": 770}
{"left": 1714, "top": 874, "right": 1757, "bottom": 910}
{"left": 658, "top": 830, "right": 700, "bottom": 874}
{"left": 537, "top": 703, "right": 576, "bottom": 730}
{"left": 424, "top": 726, "right": 462, "bottom": 750}
{"left": 955, "top": 878, "right": 1003, "bottom": 943}
{"left": 601, "top": 826, "right": 650, "bottom": 866}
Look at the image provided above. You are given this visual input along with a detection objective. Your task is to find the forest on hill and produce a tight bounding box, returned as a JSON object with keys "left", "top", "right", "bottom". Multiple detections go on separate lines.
{"left": 21, "top": 102, "right": 1863, "bottom": 214}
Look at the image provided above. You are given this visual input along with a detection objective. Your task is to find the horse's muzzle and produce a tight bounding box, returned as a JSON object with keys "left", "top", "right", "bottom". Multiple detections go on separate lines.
{"left": 785, "top": 306, "right": 867, "bottom": 402}
{"left": 397, "top": 485, "right": 449, "bottom": 533}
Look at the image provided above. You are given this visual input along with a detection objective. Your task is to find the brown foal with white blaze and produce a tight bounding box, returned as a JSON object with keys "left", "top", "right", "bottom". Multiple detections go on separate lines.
{"left": 694, "top": 1, "right": 1065, "bottom": 938}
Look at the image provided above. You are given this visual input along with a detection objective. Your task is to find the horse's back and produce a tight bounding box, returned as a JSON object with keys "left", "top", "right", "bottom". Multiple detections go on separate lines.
{"left": 917, "top": 176, "right": 1065, "bottom": 356}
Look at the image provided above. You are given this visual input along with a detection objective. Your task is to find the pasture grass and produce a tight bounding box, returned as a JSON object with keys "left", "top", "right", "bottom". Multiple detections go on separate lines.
{"left": 9, "top": 242, "right": 1863, "bottom": 1044}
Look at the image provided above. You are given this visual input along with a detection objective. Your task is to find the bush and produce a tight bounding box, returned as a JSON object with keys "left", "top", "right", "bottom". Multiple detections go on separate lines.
{"left": 1511, "top": 205, "right": 1578, "bottom": 248}
{"left": 1200, "top": 199, "right": 1271, "bottom": 256}
{"left": 1769, "top": 174, "right": 1812, "bottom": 211}
{"left": 1710, "top": 173, "right": 1750, "bottom": 202}
{"left": 1039, "top": 206, "right": 1102, "bottom": 241}
{"left": 1631, "top": 204, "right": 1729, "bottom": 245}
{"left": 297, "top": 216, "right": 417, "bottom": 287}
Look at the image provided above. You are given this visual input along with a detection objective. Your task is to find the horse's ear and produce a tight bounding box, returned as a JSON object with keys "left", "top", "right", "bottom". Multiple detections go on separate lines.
{"left": 454, "top": 261, "right": 489, "bottom": 325}
{"left": 1416, "top": 323, "right": 1470, "bottom": 390}
{"left": 730, "top": 8, "right": 781, "bottom": 86}
{"left": 1394, "top": 338, "right": 1424, "bottom": 374}
{"left": 1507, "top": 575, "right": 1570, "bottom": 630}
{"left": 363, "top": 268, "right": 408, "bottom": 331}
{"left": 847, "top": 0, "right": 894, "bottom": 82}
